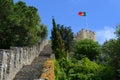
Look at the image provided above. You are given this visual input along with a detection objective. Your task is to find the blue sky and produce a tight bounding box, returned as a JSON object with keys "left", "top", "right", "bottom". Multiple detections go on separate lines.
{"left": 14, "top": 0, "right": 120, "bottom": 44}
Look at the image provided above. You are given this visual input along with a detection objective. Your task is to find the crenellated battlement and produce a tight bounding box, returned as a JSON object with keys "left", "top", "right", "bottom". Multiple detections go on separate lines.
{"left": 75, "top": 29, "right": 96, "bottom": 41}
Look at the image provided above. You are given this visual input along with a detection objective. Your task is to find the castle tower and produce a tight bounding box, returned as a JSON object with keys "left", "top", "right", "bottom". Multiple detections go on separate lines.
{"left": 75, "top": 29, "right": 96, "bottom": 41}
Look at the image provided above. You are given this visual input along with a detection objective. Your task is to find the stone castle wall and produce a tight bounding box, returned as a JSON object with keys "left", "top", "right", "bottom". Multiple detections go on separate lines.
{"left": 76, "top": 29, "right": 96, "bottom": 41}
{"left": 0, "top": 39, "right": 48, "bottom": 80}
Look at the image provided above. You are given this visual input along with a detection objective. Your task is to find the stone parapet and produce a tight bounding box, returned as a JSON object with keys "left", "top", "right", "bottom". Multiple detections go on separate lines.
{"left": 0, "top": 39, "right": 48, "bottom": 80}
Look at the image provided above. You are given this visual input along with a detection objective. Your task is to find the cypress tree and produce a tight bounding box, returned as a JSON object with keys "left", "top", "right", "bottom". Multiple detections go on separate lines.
{"left": 51, "top": 18, "right": 65, "bottom": 59}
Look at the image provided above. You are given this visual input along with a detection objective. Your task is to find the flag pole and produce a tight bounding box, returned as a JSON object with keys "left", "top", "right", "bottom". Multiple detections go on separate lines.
{"left": 78, "top": 11, "right": 88, "bottom": 29}
{"left": 85, "top": 16, "right": 88, "bottom": 30}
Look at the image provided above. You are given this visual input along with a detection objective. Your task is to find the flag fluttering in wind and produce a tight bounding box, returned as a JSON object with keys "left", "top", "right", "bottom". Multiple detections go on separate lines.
{"left": 78, "top": 12, "right": 86, "bottom": 16}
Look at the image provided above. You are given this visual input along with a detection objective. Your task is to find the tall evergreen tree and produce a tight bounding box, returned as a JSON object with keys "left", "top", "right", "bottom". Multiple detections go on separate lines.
{"left": 51, "top": 18, "right": 65, "bottom": 59}
{"left": 57, "top": 24, "right": 74, "bottom": 52}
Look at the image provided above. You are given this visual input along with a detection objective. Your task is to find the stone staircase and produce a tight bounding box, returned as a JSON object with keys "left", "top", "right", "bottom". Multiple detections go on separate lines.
{"left": 13, "top": 44, "right": 52, "bottom": 80}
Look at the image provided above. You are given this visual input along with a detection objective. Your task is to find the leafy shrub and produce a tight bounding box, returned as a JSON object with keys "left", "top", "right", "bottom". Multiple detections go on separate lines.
{"left": 54, "top": 59, "right": 66, "bottom": 80}
{"left": 54, "top": 57, "right": 115, "bottom": 80}
{"left": 68, "top": 57, "right": 115, "bottom": 80}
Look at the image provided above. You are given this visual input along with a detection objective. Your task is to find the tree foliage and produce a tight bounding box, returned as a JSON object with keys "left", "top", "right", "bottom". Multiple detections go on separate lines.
{"left": 114, "top": 25, "right": 120, "bottom": 69}
{"left": 54, "top": 59, "right": 67, "bottom": 80}
{"left": 0, "top": 0, "right": 47, "bottom": 49}
{"left": 57, "top": 24, "right": 74, "bottom": 52}
{"left": 74, "top": 39, "right": 101, "bottom": 60}
{"left": 101, "top": 25, "right": 120, "bottom": 69}
{"left": 68, "top": 58, "right": 115, "bottom": 80}
{"left": 101, "top": 39, "right": 116, "bottom": 65}
{"left": 115, "top": 25, "right": 120, "bottom": 38}
{"left": 51, "top": 18, "right": 66, "bottom": 59}
{"left": 39, "top": 24, "right": 48, "bottom": 39}
{"left": 55, "top": 57, "right": 115, "bottom": 80}
{"left": 0, "top": 0, "right": 14, "bottom": 48}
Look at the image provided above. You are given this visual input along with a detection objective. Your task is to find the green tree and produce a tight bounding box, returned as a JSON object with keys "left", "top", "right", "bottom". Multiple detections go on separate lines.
{"left": 0, "top": 0, "right": 14, "bottom": 48}
{"left": 57, "top": 24, "right": 74, "bottom": 52}
{"left": 68, "top": 57, "right": 115, "bottom": 80}
{"left": 115, "top": 25, "right": 120, "bottom": 38}
{"left": 74, "top": 39, "right": 101, "bottom": 60}
{"left": 101, "top": 25, "right": 120, "bottom": 69}
{"left": 12, "top": 1, "right": 41, "bottom": 46}
{"left": 39, "top": 24, "right": 48, "bottom": 39}
{"left": 114, "top": 25, "right": 120, "bottom": 69}
{"left": 101, "top": 39, "right": 116, "bottom": 65}
{"left": 54, "top": 59, "right": 67, "bottom": 80}
{"left": 54, "top": 57, "right": 115, "bottom": 80}
{"left": 51, "top": 18, "right": 66, "bottom": 59}
{"left": 0, "top": 1, "right": 47, "bottom": 49}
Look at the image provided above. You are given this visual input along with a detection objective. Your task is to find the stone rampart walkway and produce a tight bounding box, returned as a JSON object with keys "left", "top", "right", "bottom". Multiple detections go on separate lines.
{"left": 14, "top": 44, "right": 52, "bottom": 80}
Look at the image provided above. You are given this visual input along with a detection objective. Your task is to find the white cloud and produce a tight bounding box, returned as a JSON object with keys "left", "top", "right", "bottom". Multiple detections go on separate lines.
{"left": 96, "top": 26, "right": 116, "bottom": 44}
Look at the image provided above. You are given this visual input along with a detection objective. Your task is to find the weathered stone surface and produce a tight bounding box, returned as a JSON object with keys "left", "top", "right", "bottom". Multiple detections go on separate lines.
{"left": 13, "top": 44, "right": 52, "bottom": 80}
{"left": 0, "top": 39, "right": 48, "bottom": 80}
{"left": 75, "top": 29, "right": 96, "bottom": 41}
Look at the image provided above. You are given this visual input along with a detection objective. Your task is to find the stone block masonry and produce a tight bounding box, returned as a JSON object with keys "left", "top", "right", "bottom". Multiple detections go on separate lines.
{"left": 75, "top": 29, "right": 96, "bottom": 41}
{"left": 0, "top": 39, "right": 48, "bottom": 80}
